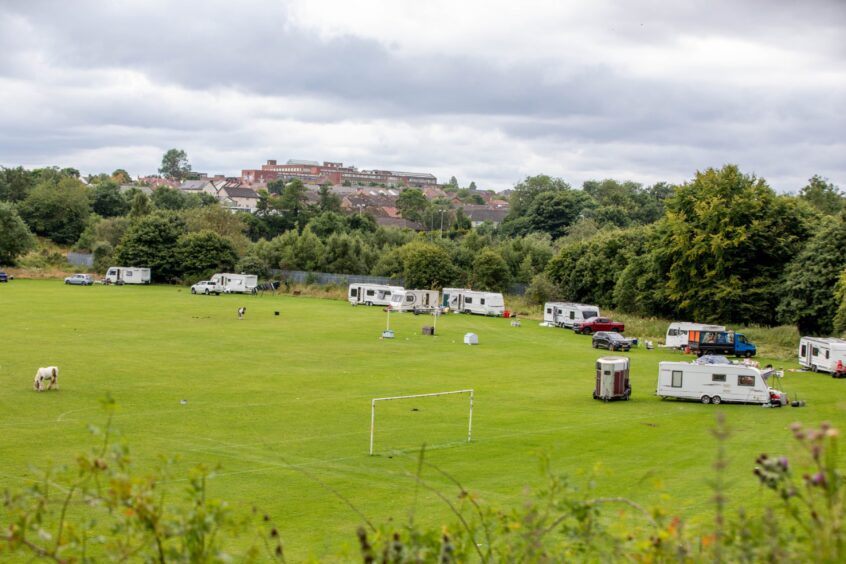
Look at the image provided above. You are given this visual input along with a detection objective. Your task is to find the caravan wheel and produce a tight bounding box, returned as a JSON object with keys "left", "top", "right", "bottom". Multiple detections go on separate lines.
{"left": 712, "top": 395, "right": 722, "bottom": 405}
{"left": 700, "top": 395, "right": 712, "bottom": 404}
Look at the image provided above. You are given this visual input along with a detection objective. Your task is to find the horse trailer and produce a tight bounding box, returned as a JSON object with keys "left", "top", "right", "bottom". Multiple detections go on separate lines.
{"left": 104, "top": 267, "right": 151, "bottom": 285}
{"left": 211, "top": 273, "right": 258, "bottom": 294}
{"left": 656, "top": 360, "right": 786, "bottom": 405}
{"left": 389, "top": 289, "right": 440, "bottom": 313}
{"left": 593, "top": 356, "right": 632, "bottom": 401}
{"left": 443, "top": 288, "right": 505, "bottom": 316}
{"left": 798, "top": 337, "right": 846, "bottom": 377}
{"left": 665, "top": 322, "right": 726, "bottom": 349}
{"left": 348, "top": 283, "right": 404, "bottom": 307}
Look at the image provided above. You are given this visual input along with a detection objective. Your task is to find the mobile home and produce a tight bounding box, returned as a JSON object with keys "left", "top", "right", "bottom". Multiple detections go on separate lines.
{"left": 665, "top": 322, "right": 726, "bottom": 349}
{"left": 656, "top": 360, "right": 786, "bottom": 405}
{"left": 348, "top": 283, "right": 404, "bottom": 306}
{"left": 389, "top": 289, "right": 440, "bottom": 313}
{"left": 798, "top": 337, "right": 846, "bottom": 377}
{"left": 443, "top": 288, "right": 505, "bottom": 316}
{"left": 211, "top": 273, "right": 258, "bottom": 294}
{"left": 104, "top": 267, "right": 151, "bottom": 285}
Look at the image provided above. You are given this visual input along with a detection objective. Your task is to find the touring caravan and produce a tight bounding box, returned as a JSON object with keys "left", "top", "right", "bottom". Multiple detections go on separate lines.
{"left": 104, "top": 267, "right": 151, "bottom": 285}
{"left": 665, "top": 322, "right": 726, "bottom": 349}
{"left": 348, "top": 283, "right": 404, "bottom": 306}
{"left": 389, "top": 289, "right": 440, "bottom": 313}
{"left": 211, "top": 273, "right": 258, "bottom": 294}
{"left": 656, "top": 360, "right": 786, "bottom": 405}
{"left": 555, "top": 302, "right": 600, "bottom": 329}
{"left": 443, "top": 288, "right": 505, "bottom": 316}
{"left": 543, "top": 302, "right": 569, "bottom": 326}
{"left": 798, "top": 337, "right": 846, "bottom": 377}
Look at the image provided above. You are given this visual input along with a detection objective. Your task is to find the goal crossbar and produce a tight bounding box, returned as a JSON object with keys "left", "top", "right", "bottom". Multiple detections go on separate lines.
{"left": 369, "top": 389, "right": 474, "bottom": 455}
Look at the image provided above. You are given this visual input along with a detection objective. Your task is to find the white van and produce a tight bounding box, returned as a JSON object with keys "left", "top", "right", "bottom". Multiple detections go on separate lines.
{"left": 104, "top": 267, "right": 151, "bottom": 285}
{"left": 656, "top": 360, "right": 786, "bottom": 405}
{"left": 798, "top": 337, "right": 846, "bottom": 377}
{"left": 389, "top": 289, "right": 440, "bottom": 313}
{"left": 665, "top": 322, "right": 726, "bottom": 349}
{"left": 211, "top": 273, "right": 258, "bottom": 294}
{"left": 348, "top": 283, "right": 404, "bottom": 306}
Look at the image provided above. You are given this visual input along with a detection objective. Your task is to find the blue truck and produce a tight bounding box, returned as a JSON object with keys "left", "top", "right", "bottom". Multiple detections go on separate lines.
{"left": 688, "top": 329, "right": 757, "bottom": 357}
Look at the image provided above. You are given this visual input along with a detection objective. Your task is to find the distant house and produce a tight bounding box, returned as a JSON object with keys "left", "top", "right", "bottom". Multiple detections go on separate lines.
{"left": 118, "top": 183, "right": 154, "bottom": 196}
{"left": 462, "top": 205, "right": 510, "bottom": 227}
{"left": 375, "top": 217, "right": 425, "bottom": 230}
{"left": 220, "top": 186, "right": 259, "bottom": 213}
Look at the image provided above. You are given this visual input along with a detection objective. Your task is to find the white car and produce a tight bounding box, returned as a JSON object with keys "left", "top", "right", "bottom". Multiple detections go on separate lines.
{"left": 191, "top": 280, "right": 223, "bottom": 295}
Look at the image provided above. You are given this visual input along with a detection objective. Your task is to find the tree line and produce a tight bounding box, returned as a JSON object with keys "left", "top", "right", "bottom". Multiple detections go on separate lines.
{"left": 1, "top": 163, "right": 845, "bottom": 335}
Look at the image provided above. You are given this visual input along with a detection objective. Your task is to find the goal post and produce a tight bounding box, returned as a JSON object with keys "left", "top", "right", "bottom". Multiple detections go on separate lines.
{"left": 369, "top": 389, "right": 474, "bottom": 455}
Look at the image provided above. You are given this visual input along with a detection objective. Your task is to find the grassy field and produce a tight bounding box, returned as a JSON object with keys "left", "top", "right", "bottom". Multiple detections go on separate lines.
{"left": 1, "top": 280, "right": 844, "bottom": 559}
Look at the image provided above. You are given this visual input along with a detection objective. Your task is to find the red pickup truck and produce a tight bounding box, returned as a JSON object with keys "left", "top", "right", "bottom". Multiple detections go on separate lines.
{"left": 574, "top": 316, "right": 625, "bottom": 334}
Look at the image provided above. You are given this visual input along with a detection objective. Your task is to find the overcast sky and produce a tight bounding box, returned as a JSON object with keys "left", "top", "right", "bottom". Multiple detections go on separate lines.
{"left": 1, "top": 0, "right": 844, "bottom": 192}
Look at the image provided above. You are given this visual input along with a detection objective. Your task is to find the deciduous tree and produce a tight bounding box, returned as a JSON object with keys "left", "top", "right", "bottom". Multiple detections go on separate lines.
{"left": 0, "top": 202, "right": 34, "bottom": 264}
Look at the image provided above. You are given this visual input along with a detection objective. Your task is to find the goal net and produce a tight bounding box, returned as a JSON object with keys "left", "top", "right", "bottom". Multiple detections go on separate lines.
{"left": 369, "top": 389, "right": 474, "bottom": 455}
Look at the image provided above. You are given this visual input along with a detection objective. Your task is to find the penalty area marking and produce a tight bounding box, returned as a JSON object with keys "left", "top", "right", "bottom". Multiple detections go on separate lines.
{"left": 369, "top": 389, "right": 474, "bottom": 456}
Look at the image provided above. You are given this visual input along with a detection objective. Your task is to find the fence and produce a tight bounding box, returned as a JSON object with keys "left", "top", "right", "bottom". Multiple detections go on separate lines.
{"left": 67, "top": 252, "right": 94, "bottom": 267}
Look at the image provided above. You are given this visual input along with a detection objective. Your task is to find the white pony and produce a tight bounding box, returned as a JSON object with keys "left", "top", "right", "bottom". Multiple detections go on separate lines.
{"left": 34, "top": 366, "right": 59, "bottom": 391}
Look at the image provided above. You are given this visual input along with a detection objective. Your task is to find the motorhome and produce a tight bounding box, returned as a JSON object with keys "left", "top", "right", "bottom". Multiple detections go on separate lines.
{"left": 443, "top": 288, "right": 505, "bottom": 316}
{"left": 210, "top": 273, "right": 258, "bottom": 294}
{"left": 104, "top": 267, "right": 151, "bottom": 285}
{"left": 656, "top": 360, "right": 786, "bottom": 405}
{"left": 798, "top": 337, "right": 846, "bottom": 377}
{"left": 389, "top": 289, "right": 440, "bottom": 313}
{"left": 348, "top": 283, "right": 404, "bottom": 306}
{"left": 665, "top": 322, "right": 726, "bottom": 349}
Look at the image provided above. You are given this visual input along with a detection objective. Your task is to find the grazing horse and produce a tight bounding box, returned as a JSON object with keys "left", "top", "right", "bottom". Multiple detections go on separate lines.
{"left": 34, "top": 366, "right": 59, "bottom": 392}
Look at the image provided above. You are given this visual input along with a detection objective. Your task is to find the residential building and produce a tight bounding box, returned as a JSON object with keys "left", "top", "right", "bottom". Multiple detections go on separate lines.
{"left": 242, "top": 159, "right": 437, "bottom": 187}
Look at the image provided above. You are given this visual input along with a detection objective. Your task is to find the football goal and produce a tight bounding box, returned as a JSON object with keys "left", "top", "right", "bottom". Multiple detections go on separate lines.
{"left": 369, "top": 389, "right": 474, "bottom": 455}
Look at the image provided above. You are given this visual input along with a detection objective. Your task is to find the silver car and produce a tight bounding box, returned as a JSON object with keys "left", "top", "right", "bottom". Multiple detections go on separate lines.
{"left": 191, "top": 280, "right": 223, "bottom": 295}
{"left": 64, "top": 274, "right": 94, "bottom": 286}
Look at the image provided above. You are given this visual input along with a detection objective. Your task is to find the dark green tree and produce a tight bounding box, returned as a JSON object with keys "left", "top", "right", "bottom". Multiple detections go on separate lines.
{"left": 158, "top": 148, "right": 192, "bottom": 180}
{"left": 799, "top": 175, "right": 843, "bottom": 215}
{"left": 18, "top": 177, "right": 91, "bottom": 245}
{"left": 152, "top": 187, "right": 192, "bottom": 210}
{"left": 778, "top": 215, "right": 846, "bottom": 334}
{"left": 659, "top": 165, "right": 812, "bottom": 325}
{"left": 114, "top": 212, "right": 187, "bottom": 282}
{"left": 0, "top": 166, "right": 37, "bottom": 202}
{"left": 472, "top": 248, "right": 511, "bottom": 292}
{"left": 92, "top": 181, "right": 130, "bottom": 217}
{"left": 175, "top": 230, "right": 239, "bottom": 280}
{"left": 0, "top": 202, "right": 35, "bottom": 264}
{"left": 523, "top": 189, "right": 594, "bottom": 239}
{"left": 396, "top": 188, "right": 429, "bottom": 223}
{"left": 129, "top": 192, "right": 153, "bottom": 219}
{"left": 401, "top": 241, "right": 456, "bottom": 289}
{"left": 318, "top": 184, "right": 342, "bottom": 212}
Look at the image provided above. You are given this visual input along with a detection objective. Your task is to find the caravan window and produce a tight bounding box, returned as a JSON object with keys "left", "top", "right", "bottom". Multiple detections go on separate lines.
{"left": 801, "top": 344, "right": 806, "bottom": 356}
{"left": 813, "top": 347, "right": 819, "bottom": 356}
{"left": 126, "top": 271, "right": 133, "bottom": 277}
{"left": 583, "top": 310, "right": 598, "bottom": 319}
{"left": 738, "top": 375, "right": 755, "bottom": 387}
{"left": 671, "top": 371, "right": 683, "bottom": 388}
{"left": 712, "top": 374, "right": 726, "bottom": 382}
{"left": 366, "top": 289, "right": 375, "bottom": 296}
{"left": 668, "top": 329, "right": 679, "bottom": 336}
{"left": 406, "top": 295, "right": 414, "bottom": 303}
{"left": 481, "top": 298, "right": 486, "bottom": 305}
{"left": 546, "top": 308, "right": 552, "bottom": 314}
{"left": 569, "top": 311, "right": 575, "bottom": 319}
{"left": 465, "top": 297, "right": 473, "bottom": 304}
{"left": 826, "top": 350, "right": 830, "bottom": 359}
{"left": 350, "top": 288, "right": 358, "bottom": 297}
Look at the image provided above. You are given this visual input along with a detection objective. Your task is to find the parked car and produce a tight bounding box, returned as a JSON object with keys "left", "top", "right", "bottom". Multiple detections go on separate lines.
{"left": 64, "top": 274, "right": 94, "bottom": 286}
{"left": 0, "top": 271, "right": 8, "bottom": 283}
{"left": 592, "top": 331, "right": 632, "bottom": 351}
{"left": 191, "top": 280, "right": 223, "bottom": 295}
{"left": 575, "top": 316, "right": 625, "bottom": 334}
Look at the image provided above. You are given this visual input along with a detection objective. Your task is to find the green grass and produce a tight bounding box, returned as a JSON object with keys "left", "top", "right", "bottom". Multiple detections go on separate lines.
{"left": 1, "top": 280, "right": 845, "bottom": 560}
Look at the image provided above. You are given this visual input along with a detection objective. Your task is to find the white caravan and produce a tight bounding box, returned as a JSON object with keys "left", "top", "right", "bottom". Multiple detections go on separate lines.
{"left": 798, "top": 337, "right": 846, "bottom": 376}
{"left": 665, "top": 322, "right": 727, "bottom": 349}
{"left": 348, "top": 283, "right": 404, "bottom": 306}
{"left": 104, "top": 267, "right": 151, "bottom": 285}
{"left": 542, "top": 302, "right": 600, "bottom": 328}
{"left": 211, "top": 273, "right": 258, "bottom": 294}
{"left": 656, "top": 360, "right": 786, "bottom": 405}
{"left": 389, "top": 289, "right": 440, "bottom": 313}
{"left": 442, "top": 288, "right": 505, "bottom": 316}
